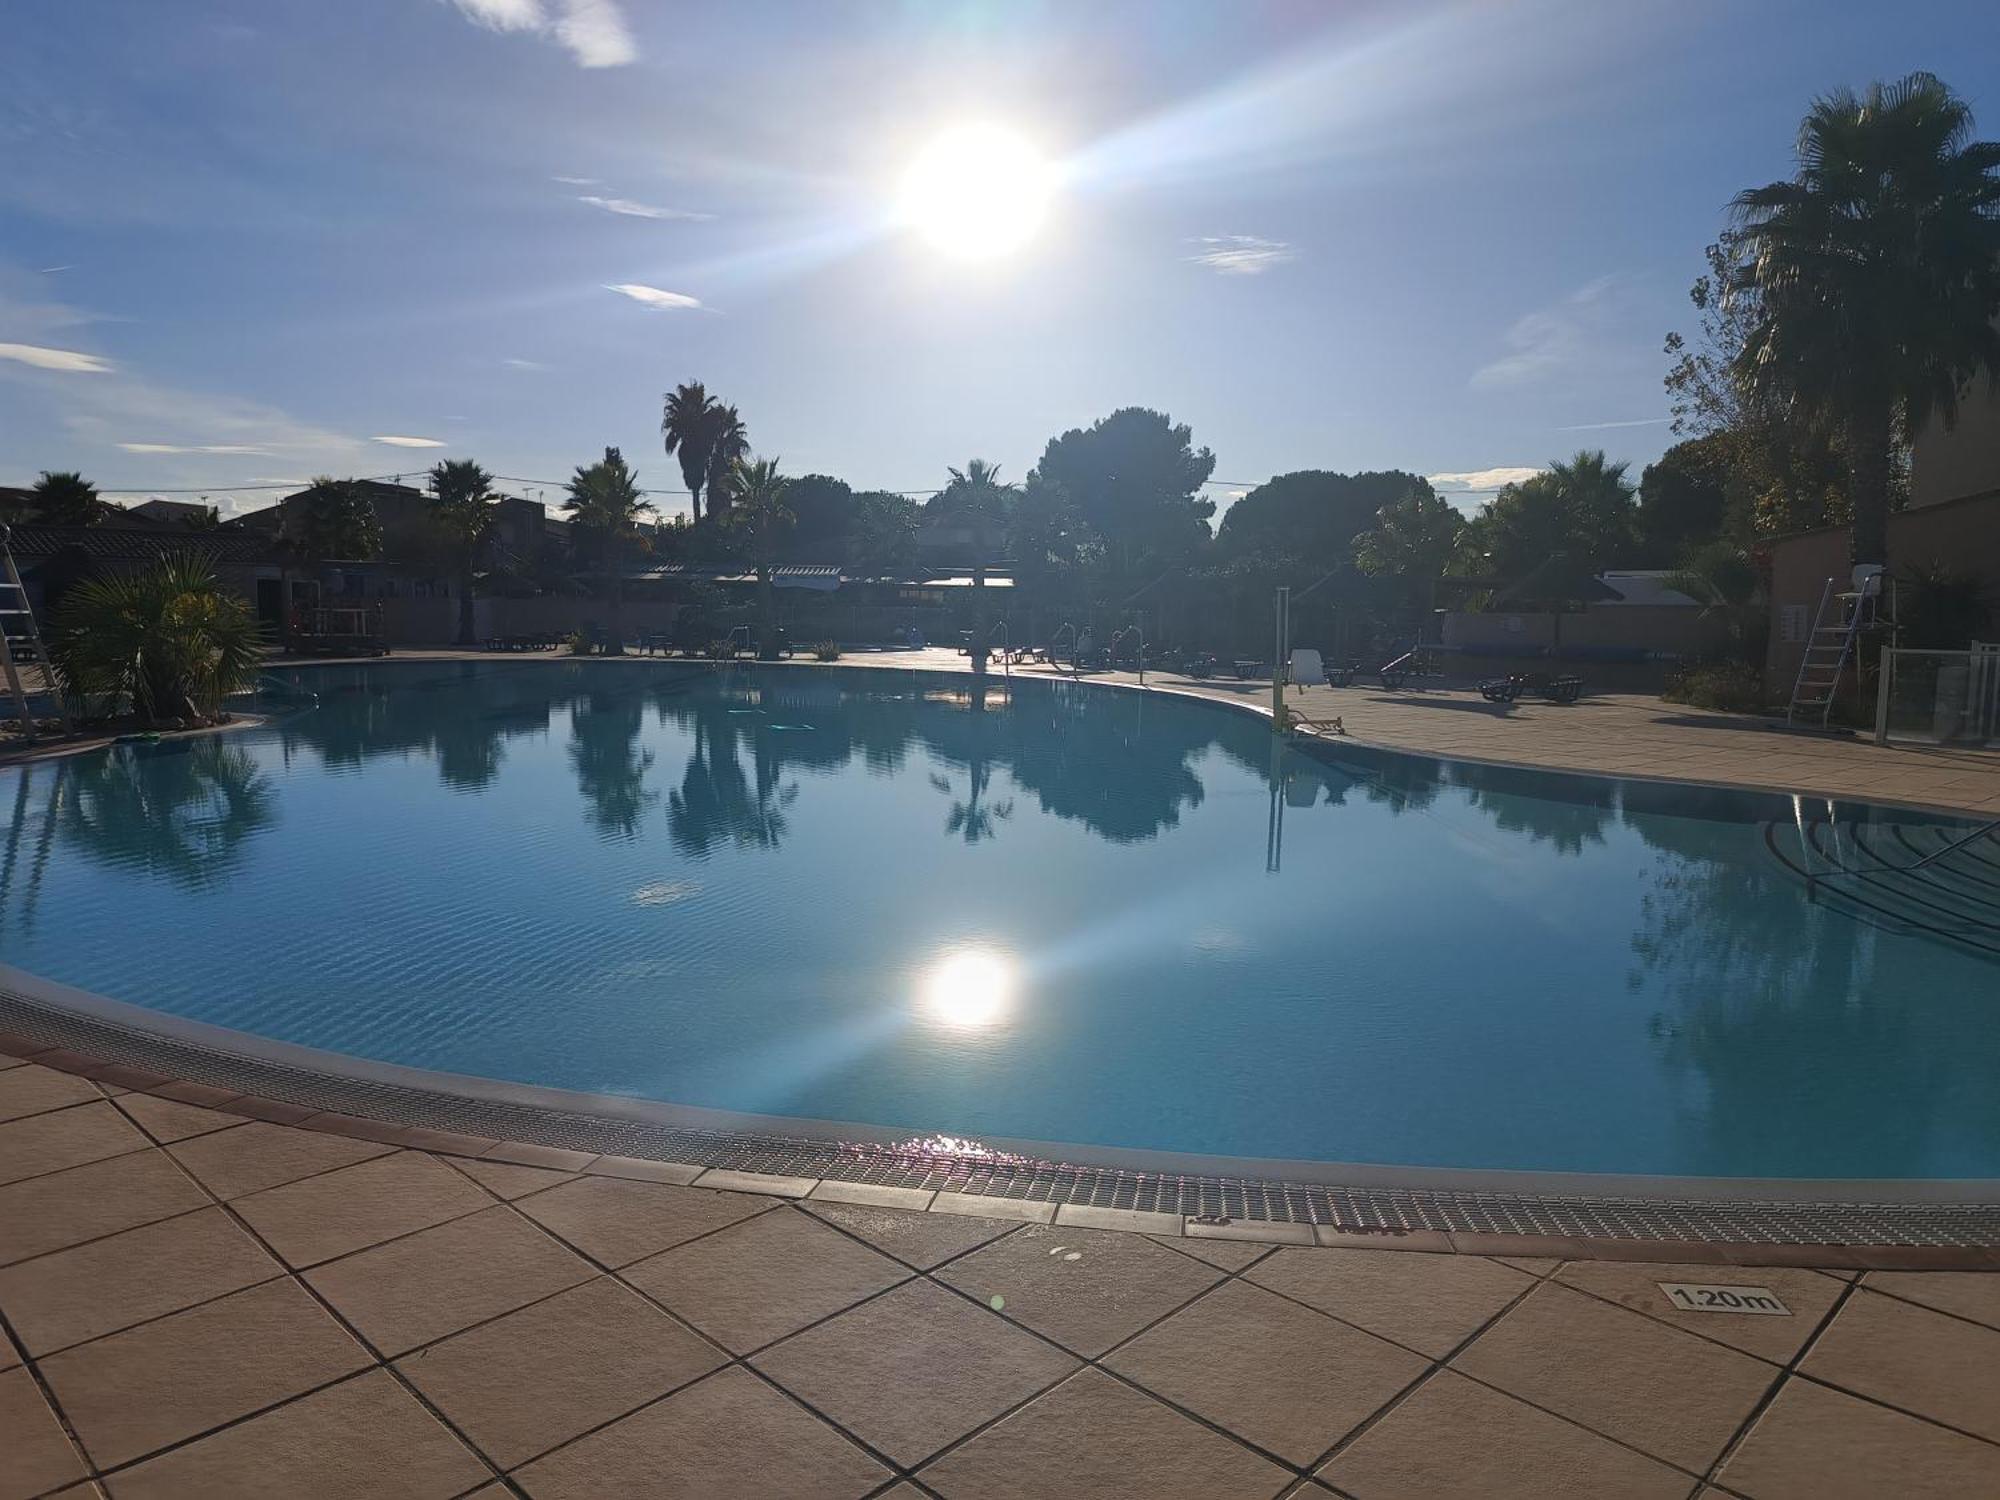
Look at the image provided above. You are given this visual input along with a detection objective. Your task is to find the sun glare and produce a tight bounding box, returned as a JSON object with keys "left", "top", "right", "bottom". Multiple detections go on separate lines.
{"left": 919, "top": 947, "right": 1016, "bottom": 1030}
{"left": 899, "top": 124, "right": 1053, "bottom": 261}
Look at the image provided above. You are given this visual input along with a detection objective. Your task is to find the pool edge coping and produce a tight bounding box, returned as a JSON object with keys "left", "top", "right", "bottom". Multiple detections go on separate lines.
{"left": 4, "top": 968, "right": 1998, "bottom": 1269}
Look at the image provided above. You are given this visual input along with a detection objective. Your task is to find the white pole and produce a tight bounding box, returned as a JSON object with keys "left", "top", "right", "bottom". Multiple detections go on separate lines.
{"left": 1271, "top": 585, "right": 1289, "bottom": 730}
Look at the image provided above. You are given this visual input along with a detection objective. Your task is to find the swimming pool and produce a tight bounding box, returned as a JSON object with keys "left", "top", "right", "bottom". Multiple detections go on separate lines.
{"left": 4, "top": 660, "right": 1996, "bottom": 1184}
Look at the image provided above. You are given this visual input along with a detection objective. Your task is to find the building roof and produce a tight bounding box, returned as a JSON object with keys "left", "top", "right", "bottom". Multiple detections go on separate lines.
{"left": 1595, "top": 570, "right": 1701, "bottom": 607}
{"left": 2, "top": 524, "right": 277, "bottom": 566}
{"left": 618, "top": 561, "right": 1014, "bottom": 589}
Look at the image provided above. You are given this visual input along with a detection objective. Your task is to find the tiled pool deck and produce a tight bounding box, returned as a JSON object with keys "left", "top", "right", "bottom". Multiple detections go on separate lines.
{"left": 4, "top": 651, "right": 1998, "bottom": 1496}
{"left": 4, "top": 1052, "right": 2000, "bottom": 1499}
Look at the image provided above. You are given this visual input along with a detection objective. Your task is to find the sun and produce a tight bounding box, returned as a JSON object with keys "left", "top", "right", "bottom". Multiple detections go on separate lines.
{"left": 899, "top": 124, "right": 1053, "bottom": 261}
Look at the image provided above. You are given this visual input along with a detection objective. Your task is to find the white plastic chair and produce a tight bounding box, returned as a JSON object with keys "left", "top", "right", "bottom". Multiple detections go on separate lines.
{"left": 1288, "top": 648, "right": 1327, "bottom": 687}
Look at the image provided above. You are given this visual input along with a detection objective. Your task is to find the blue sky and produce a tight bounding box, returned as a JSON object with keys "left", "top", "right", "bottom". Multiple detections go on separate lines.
{"left": 3, "top": 0, "right": 1996, "bottom": 521}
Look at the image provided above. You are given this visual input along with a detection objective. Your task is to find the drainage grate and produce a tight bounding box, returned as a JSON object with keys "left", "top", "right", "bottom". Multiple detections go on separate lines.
{"left": 6, "top": 988, "right": 2000, "bottom": 1249}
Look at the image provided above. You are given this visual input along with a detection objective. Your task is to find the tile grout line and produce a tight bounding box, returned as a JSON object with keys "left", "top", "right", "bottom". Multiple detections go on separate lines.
{"left": 71, "top": 1137, "right": 523, "bottom": 1495}
{"left": 1696, "top": 1273, "right": 1860, "bottom": 1490}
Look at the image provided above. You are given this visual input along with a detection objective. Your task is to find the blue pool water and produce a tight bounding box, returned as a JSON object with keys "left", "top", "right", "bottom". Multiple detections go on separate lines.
{"left": 4, "top": 661, "right": 1997, "bottom": 1182}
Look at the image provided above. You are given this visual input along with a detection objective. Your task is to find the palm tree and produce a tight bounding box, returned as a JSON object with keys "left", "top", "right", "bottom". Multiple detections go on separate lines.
{"left": 661, "top": 381, "right": 720, "bottom": 524}
{"left": 564, "top": 447, "right": 653, "bottom": 653}
{"left": 727, "top": 457, "right": 793, "bottom": 659}
{"left": 1353, "top": 485, "right": 1466, "bottom": 626}
{"left": 426, "top": 460, "right": 499, "bottom": 646}
{"left": 703, "top": 406, "right": 749, "bottom": 520}
{"left": 1733, "top": 72, "right": 2000, "bottom": 565}
{"left": 1666, "top": 540, "right": 1765, "bottom": 662}
{"left": 47, "top": 555, "right": 266, "bottom": 726}
{"left": 937, "top": 459, "right": 1014, "bottom": 669}
{"left": 30, "top": 471, "right": 100, "bottom": 527}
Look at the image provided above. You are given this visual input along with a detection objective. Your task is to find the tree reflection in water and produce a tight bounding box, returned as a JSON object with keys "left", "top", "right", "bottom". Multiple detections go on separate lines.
{"left": 568, "top": 686, "right": 658, "bottom": 839}
{"left": 50, "top": 738, "right": 274, "bottom": 889}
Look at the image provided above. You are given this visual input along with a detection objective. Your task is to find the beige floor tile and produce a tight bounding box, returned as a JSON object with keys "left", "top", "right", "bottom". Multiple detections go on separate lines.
{"left": 513, "top": 1175, "right": 774, "bottom": 1267}
{"left": 447, "top": 1155, "right": 575, "bottom": 1200}
{"left": 0, "top": 1205, "right": 281, "bottom": 1356}
{"left": 0, "top": 1100, "right": 149, "bottom": 1186}
{"left": 1716, "top": 1375, "right": 2000, "bottom": 1500}
{"left": 1799, "top": 1287, "right": 2000, "bottom": 1442}
{"left": 166, "top": 1120, "right": 395, "bottom": 1200}
{"left": 1452, "top": 1280, "right": 1777, "bottom": 1472}
{"left": 1106, "top": 1278, "right": 1427, "bottom": 1465}
{"left": 114, "top": 1093, "right": 242, "bottom": 1145}
{"left": 624, "top": 1205, "right": 907, "bottom": 1354}
{"left": 0, "top": 1365, "right": 86, "bottom": 1500}
{"left": 0, "top": 1064, "right": 102, "bottom": 1123}
{"left": 752, "top": 1278, "right": 1077, "bottom": 1467}
{"left": 1247, "top": 1246, "right": 1533, "bottom": 1358}
{"left": 233, "top": 1151, "right": 491, "bottom": 1268}
{"left": 514, "top": 1365, "right": 890, "bottom": 1500}
{"left": 919, "top": 1367, "right": 1291, "bottom": 1500}
{"left": 1319, "top": 1369, "right": 1691, "bottom": 1500}
{"left": 1555, "top": 1260, "right": 1843, "bottom": 1364}
{"left": 392, "top": 1277, "right": 724, "bottom": 1469}
{"left": 304, "top": 1204, "right": 595, "bottom": 1356}
{"left": 0, "top": 1150, "right": 208, "bottom": 1266}
{"left": 802, "top": 1197, "right": 1018, "bottom": 1270}
{"left": 40, "top": 1278, "right": 370, "bottom": 1469}
{"left": 935, "top": 1224, "right": 1223, "bottom": 1358}
{"left": 1862, "top": 1269, "right": 2000, "bottom": 1331}
{"left": 106, "top": 1370, "right": 489, "bottom": 1500}
{"left": 1152, "top": 1234, "right": 1273, "bottom": 1272}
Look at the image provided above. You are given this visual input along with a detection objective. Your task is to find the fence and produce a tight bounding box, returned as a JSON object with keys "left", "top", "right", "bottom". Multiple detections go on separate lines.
{"left": 1875, "top": 644, "right": 2000, "bottom": 747}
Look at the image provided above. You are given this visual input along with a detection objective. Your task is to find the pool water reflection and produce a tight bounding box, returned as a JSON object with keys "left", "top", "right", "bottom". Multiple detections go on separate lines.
{"left": 2, "top": 660, "right": 1996, "bottom": 1181}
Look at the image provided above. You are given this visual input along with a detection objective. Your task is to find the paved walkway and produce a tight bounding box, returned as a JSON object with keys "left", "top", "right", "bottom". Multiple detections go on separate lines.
{"left": 4, "top": 1056, "right": 1999, "bottom": 1499}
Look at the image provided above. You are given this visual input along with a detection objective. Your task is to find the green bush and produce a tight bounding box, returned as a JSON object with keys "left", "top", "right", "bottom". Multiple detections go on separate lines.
{"left": 1662, "top": 660, "right": 1768, "bottom": 713}
{"left": 48, "top": 555, "right": 265, "bottom": 727}
{"left": 705, "top": 639, "right": 736, "bottom": 661}
{"left": 565, "top": 629, "right": 591, "bottom": 656}
{"left": 812, "top": 641, "right": 841, "bottom": 661}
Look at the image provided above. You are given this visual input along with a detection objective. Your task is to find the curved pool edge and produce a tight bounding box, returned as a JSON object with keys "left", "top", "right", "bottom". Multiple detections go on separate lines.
{"left": 6, "top": 965, "right": 2000, "bottom": 1262}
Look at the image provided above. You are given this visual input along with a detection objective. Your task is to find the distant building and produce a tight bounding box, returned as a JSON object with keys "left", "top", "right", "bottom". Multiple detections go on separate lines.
{"left": 1909, "top": 374, "right": 2000, "bottom": 508}
{"left": 122, "top": 497, "right": 218, "bottom": 527}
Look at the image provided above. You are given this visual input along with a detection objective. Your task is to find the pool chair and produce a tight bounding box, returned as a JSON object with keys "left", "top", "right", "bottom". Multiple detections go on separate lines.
{"left": 1281, "top": 705, "right": 1345, "bottom": 737}
{"left": 1288, "top": 648, "right": 1328, "bottom": 687}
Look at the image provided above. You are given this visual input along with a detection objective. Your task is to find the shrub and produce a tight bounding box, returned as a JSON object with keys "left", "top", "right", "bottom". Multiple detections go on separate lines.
{"left": 1662, "top": 660, "right": 1768, "bottom": 713}
{"left": 48, "top": 555, "right": 265, "bottom": 727}
{"left": 706, "top": 639, "right": 736, "bottom": 660}
{"left": 565, "top": 629, "right": 591, "bottom": 655}
{"left": 811, "top": 640, "right": 841, "bottom": 661}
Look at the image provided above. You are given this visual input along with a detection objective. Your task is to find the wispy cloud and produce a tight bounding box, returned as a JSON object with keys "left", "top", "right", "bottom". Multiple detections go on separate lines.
{"left": 0, "top": 341, "right": 111, "bottom": 373}
{"left": 443, "top": 0, "right": 635, "bottom": 68}
{"left": 605, "top": 283, "right": 702, "bottom": 311}
{"left": 552, "top": 175, "right": 600, "bottom": 186}
{"left": 1554, "top": 416, "right": 1672, "bottom": 432}
{"left": 118, "top": 442, "right": 267, "bottom": 455}
{"left": 1472, "top": 273, "right": 1639, "bottom": 389}
{"left": 1427, "top": 466, "right": 1545, "bottom": 493}
{"left": 502, "top": 357, "right": 548, "bottom": 371}
{"left": 1187, "top": 235, "right": 1296, "bottom": 276}
{"left": 576, "top": 195, "right": 710, "bottom": 221}
{"left": 372, "top": 434, "right": 447, "bottom": 448}
{"left": 37, "top": 265, "right": 73, "bottom": 274}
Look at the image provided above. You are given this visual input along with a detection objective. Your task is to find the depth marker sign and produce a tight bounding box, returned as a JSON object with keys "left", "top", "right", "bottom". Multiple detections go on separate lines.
{"left": 1657, "top": 1282, "right": 1791, "bottom": 1316}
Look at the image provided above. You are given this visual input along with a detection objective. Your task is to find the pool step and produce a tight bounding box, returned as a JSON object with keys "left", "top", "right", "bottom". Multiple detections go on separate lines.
{"left": 1763, "top": 817, "right": 2000, "bottom": 959}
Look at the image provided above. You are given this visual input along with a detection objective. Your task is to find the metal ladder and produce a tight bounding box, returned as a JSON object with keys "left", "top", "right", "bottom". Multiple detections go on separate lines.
{"left": 0, "top": 527, "right": 65, "bottom": 742}
{"left": 1787, "top": 569, "right": 1881, "bottom": 727}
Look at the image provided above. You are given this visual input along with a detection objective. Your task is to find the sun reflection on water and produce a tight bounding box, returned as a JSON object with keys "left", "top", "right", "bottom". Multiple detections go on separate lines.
{"left": 919, "top": 947, "right": 1016, "bottom": 1030}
